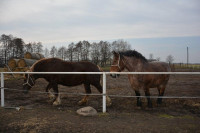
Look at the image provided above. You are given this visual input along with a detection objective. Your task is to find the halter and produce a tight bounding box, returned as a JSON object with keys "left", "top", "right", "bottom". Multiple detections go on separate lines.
{"left": 23, "top": 74, "right": 35, "bottom": 88}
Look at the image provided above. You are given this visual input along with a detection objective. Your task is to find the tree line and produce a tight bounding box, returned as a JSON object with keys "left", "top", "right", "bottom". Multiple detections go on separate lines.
{"left": 0, "top": 34, "right": 43, "bottom": 66}
{"left": 46, "top": 40, "right": 131, "bottom": 66}
{"left": 0, "top": 34, "right": 131, "bottom": 67}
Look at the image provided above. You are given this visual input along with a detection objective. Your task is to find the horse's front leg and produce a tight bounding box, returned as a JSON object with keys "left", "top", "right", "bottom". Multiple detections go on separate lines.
{"left": 78, "top": 84, "right": 91, "bottom": 105}
{"left": 135, "top": 90, "right": 142, "bottom": 107}
{"left": 145, "top": 88, "right": 152, "bottom": 108}
{"left": 52, "top": 83, "right": 61, "bottom": 106}
{"left": 157, "top": 86, "right": 166, "bottom": 104}
{"left": 128, "top": 75, "right": 142, "bottom": 107}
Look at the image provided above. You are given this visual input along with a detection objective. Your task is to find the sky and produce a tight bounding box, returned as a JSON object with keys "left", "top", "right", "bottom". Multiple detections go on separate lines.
{"left": 0, "top": 0, "right": 200, "bottom": 63}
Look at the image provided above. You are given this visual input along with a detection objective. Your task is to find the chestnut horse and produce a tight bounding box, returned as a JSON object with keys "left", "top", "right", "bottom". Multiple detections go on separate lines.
{"left": 110, "top": 50, "right": 171, "bottom": 108}
{"left": 23, "top": 58, "right": 111, "bottom": 106}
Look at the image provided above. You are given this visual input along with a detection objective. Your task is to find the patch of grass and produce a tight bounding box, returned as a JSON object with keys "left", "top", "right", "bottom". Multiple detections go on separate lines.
{"left": 101, "top": 66, "right": 110, "bottom": 72}
{"left": 173, "top": 64, "right": 200, "bottom": 70}
{"left": 159, "top": 114, "right": 194, "bottom": 119}
{"left": 159, "top": 114, "right": 175, "bottom": 119}
{"left": 180, "top": 115, "right": 194, "bottom": 120}
{"left": 98, "top": 112, "right": 109, "bottom": 117}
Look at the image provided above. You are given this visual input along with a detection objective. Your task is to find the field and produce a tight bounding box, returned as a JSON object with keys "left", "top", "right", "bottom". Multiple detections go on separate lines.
{"left": 0, "top": 72, "right": 200, "bottom": 132}
{"left": 173, "top": 64, "right": 200, "bottom": 70}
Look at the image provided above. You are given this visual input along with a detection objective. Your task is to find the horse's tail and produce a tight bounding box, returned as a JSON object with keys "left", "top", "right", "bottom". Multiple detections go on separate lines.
{"left": 97, "top": 65, "right": 104, "bottom": 86}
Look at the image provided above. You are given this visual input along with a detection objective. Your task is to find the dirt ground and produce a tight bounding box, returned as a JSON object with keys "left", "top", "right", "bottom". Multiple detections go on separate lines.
{"left": 0, "top": 72, "right": 200, "bottom": 133}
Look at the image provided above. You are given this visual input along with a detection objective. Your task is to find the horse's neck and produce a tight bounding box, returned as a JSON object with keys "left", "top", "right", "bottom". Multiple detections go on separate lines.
{"left": 124, "top": 57, "right": 147, "bottom": 72}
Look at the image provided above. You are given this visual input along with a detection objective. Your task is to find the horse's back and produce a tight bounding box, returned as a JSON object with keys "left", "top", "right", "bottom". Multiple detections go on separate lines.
{"left": 33, "top": 58, "right": 100, "bottom": 72}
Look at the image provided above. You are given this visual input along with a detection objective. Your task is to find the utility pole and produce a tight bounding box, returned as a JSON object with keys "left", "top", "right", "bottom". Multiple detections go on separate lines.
{"left": 187, "top": 47, "right": 189, "bottom": 67}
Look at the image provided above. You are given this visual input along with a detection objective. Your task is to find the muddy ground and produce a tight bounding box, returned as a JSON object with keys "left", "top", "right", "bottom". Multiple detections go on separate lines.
{"left": 0, "top": 72, "right": 200, "bottom": 133}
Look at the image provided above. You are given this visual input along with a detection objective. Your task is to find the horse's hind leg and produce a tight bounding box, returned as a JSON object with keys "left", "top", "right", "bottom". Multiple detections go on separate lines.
{"left": 157, "top": 86, "right": 166, "bottom": 104}
{"left": 46, "top": 83, "right": 55, "bottom": 100}
{"left": 52, "top": 83, "right": 61, "bottom": 106}
{"left": 78, "top": 83, "right": 91, "bottom": 105}
{"left": 135, "top": 90, "right": 142, "bottom": 107}
{"left": 145, "top": 88, "right": 152, "bottom": 108}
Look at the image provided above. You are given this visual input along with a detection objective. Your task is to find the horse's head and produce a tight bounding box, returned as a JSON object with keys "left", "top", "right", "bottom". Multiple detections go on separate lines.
{"left": 110, "top": 51, "right": 125, "bottom": 78}
{"left": 23, "top": 71, "right": 35, "bottom": 94}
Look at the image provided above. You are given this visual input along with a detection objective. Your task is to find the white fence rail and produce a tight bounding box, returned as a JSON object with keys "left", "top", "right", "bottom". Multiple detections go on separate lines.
{"left": 1, "top": 72, "right": 200, "bottom": 113}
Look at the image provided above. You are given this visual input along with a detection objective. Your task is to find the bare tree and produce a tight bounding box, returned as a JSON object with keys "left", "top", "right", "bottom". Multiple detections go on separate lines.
{"left": 156, "top": 57, "right": 161, "bottom": 61}
{"left": 81, "top": 40, "right": 91, "bottom": 61}
{"left": 12, "top": 38, "right": 24, "bottom": 58}
{"left": 44, "top": 48, "right": 50, "bottom": 58}
{"left": 166, "top": 55, "right": 174, "bottom": 64}
{"left": 32, "top": 42, "right": 37, "bottom": 53}
{"left": 57, "top": 46, "right": 67, "bottom": 60}
{"left": 91, "top": 42, "right": 101, "bottom": 65}
{"left": 0, "top": 34, "right": 24, "bottom": 62}
{"left": 112, "top": 39, "right": 131, "bottom": 52}
{"left": 99, "top": 41, "right": 111, "bottom": 66}
{"left": 24, "top": 43, "right": 33, "bottom": 53}
{"left": 67, "top": 43, "right": 75, "bottom": 61}
{"left": 0, "top": 34, "right": 13, "bottom": 64}
{"left": 149, "top": 53, "right": 153, "bottom": 60}
{"left": 50, "top": 46, "right": 57, "bottom": 58}
{"left": 74, "top": 41, "right": 83, "bottom": 61}
{"left": 35, "top": 42, "right": 43, "bottom": 53}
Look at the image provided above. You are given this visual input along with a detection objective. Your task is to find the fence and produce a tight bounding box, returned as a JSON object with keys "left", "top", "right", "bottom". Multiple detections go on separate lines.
{"left": 1, "top": 71, "right": 200, "bottom": 113}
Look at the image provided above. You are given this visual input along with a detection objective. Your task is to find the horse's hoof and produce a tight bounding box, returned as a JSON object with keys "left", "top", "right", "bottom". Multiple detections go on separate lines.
{"left": 49, "top": 95, "right": 55, "bottom": 100}
{"left": 106, "top": 101, "right": 112, "bottom": 107}
{"left": 78, "top": 100, "right": 87, "bottom": 106}
{"left": 53, "top": 101, "right": 61, "bottom": 106}
{"left": 106, "top": 96, "right": 112, "bottom": 107}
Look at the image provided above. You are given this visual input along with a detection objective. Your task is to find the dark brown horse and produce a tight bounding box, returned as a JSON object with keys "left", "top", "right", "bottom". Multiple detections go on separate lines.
{"left": 110, "top": 50, "right": 171, "bottom": 108}
{"left": 23, "top": 58, "right": 111, "bottom": 106}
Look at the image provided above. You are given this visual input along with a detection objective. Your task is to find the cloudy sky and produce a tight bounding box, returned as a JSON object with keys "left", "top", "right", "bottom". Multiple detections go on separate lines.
{"left": 0, "top": 0, "right": 200, "bottom": 63}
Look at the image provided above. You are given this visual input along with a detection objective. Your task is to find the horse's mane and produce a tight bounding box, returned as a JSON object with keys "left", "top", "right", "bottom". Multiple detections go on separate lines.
{"left": 119, "top": 50, "right": 147, "bottom": 62}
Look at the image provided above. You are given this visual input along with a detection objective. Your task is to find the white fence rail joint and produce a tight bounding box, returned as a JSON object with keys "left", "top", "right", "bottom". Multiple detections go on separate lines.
{"left": 1, "top": 71, "right": 200, "bottom": 112}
